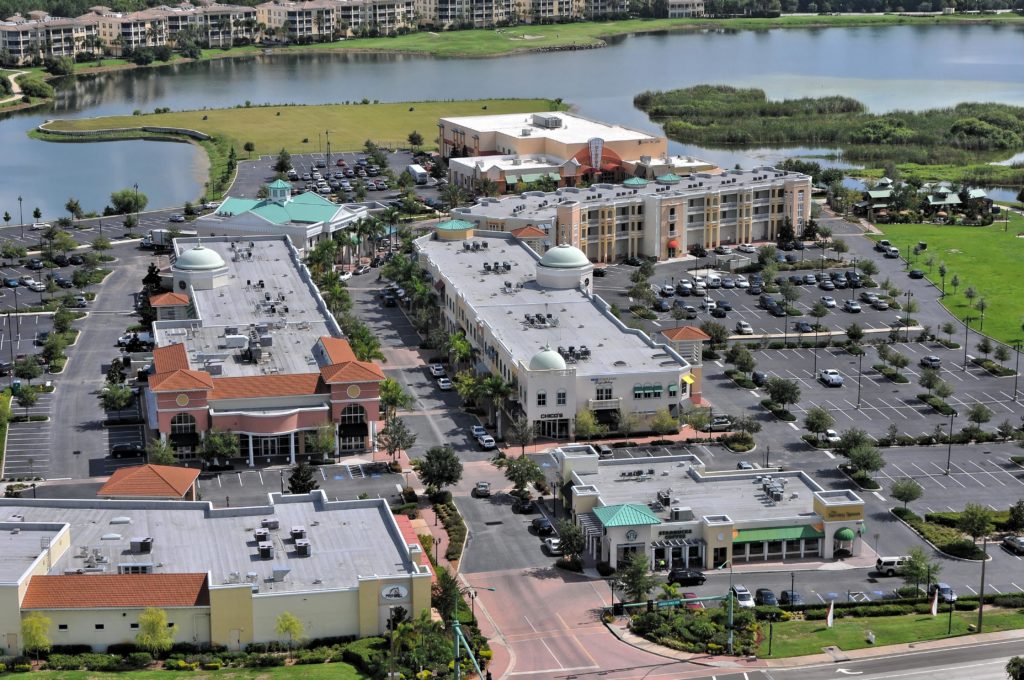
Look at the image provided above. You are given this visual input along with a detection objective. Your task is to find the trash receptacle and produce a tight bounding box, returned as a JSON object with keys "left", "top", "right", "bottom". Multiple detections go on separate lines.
{"left": 11, "top": 379, "right": 21, "bottom": 395}
{"left": 613, "top": 603, "right": 624, "bottom": 616}
{"left": 918, "top": 241, "right": 927, "bottom": 251}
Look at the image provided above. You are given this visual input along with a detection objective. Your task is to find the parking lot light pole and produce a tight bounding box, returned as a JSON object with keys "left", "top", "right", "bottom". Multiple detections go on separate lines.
{"left": 856, "top": 351, "right": 864, "bottom": 409}
{"left": 1014, "top": 343, "right": 1021, "bottom": 402}
{"left": 17, "top": 195, "right": 23, "bottom": 240}
{"left": 905, "top": 291, "right": 913, "bottom": 343}
{"left": 945, "top": 411, "right": 957, "bottom": 474}
{"left": 716, "top": 559, "right": 734, "bottom": 655}
{"left": 962, "top": 317, "right": 973, "bottom": 371}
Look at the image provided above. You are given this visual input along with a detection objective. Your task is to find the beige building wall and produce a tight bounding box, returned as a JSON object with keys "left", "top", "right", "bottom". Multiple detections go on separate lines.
{"left": 699, "top": 520, "right": 735, "bottom": 570}
{"left": 27, "top": 606, "right": 210, "bottom": 651}
{"left": 252, "top": 589, "right": 360, "bottom": 642}
{"left": 209, "top": 584, "right": 254, "bottom": 650}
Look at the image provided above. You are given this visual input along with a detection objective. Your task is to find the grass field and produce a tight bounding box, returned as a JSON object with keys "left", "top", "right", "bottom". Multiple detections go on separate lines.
{"left": 41, "top": 98, "right": 557, "bottom": 155}
{"left": 28, "top": 664, "right": 366, "bottom": 680}
{"left": 758, "top": 608, "right": 1024, "bottom": 658}
{"left": 191, "top": 13, "right": 1024, "bottom": 59}
{"left": 872, "top": 211, "right": 1024, "bottom": 345}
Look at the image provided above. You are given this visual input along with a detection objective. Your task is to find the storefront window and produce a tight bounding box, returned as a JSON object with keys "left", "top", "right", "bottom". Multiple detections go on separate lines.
{"left": 633, "top": 384, "right": 643, "bottom": 399}
{"left": 785, "top": 539, "right": 802, "bottom": 555}
{"left": 767, "top": 541, "right": 784, "bottom": 557}
{"left": 537, "top": 391, "right": 547, "bottom": 406}
{"left": 669, "top": 383, "right": 678, "bottom": 397}
{"left": 556, "top": 390, "right": 566, "bottom": 406}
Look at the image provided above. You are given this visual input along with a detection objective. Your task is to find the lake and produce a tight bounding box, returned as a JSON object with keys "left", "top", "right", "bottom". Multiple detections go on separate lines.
{"left": 2, "top": 22, "right": 1023, "bottom": 216}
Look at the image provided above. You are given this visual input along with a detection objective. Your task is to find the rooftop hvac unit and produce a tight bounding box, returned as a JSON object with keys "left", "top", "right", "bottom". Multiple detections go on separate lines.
{"left": 223, "top": 334, "right": 248, "bottom": 349}
{"left": 290, "top": 526, "right": 306, "bottom": 541}
{"left": 258, "top": 542, "right": 274, "bottom": 560}
{"left": 521, "top": 128, "right": 532, "bottom": 137}
{"left": 130, "top": 537, "right": 154, "bottom": 554}
{"left": 261, "top": 518, "right": 279, "bottom": 530}
{"left": 228, "top": 571, "right": 241, "bottom": 583}
{"left": 272, "top": 566, "right": 290, "bottom": 582}
{"left": 670, "top": 506, "right": 694, "bottom": 521}
{"left": 259, "top": 334, "right": 273, "bottom": 347}
{"left": 295, "top": 539, "right": 311, "bottom": 557}
{"left": 531, "top": 113, "right": 562, "bottom": 129}
{"left": 254, "top": 528, "right": 269, "bottom": 542}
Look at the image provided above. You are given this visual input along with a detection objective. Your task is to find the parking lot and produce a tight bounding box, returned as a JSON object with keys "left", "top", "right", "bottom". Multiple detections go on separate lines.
{"left": 0, "top": 313, "right": 53, "bottom": 357}
{"left": 4, "top": 388, "right": 54, "bottom": 478}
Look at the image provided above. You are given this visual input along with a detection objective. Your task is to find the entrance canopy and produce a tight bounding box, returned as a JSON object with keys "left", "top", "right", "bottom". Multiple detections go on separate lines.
{"left": 733, "top": 525, "right": 823, "bottom": 544}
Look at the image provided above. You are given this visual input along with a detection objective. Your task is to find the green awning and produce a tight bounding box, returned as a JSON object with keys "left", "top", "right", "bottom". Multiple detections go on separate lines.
{"left": 520, "top": 173, "right": 545, "bottom": 183}
{"left": 733, "top": 525, "right": 824, "bottom": 543}
{"left": 546, "top": 172, "right": 561, "bottom": 180}
{"left": 505, "top": 175, "right": 518, "bottom": 184}
{"left": 834, "top": 527, "right": 856, "bottom": 541}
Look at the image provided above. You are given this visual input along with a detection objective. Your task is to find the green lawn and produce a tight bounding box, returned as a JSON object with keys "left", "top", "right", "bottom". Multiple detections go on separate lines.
{"left": 759, "top": 608, "right": 1024, "bottom": 658}
{"left": 30, "top": 664, "right": 367, "bottom": 680}
{"left": 41, "top": 98, "right": 557, "bottom": 155}
{"left": 872, "top": 211, "right": 1024, "bottom": 345}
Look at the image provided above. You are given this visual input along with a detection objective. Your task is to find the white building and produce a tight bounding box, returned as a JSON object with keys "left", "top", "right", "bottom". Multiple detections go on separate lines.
{"left": 416, "top": 225, "right": 693, "bottom": 439}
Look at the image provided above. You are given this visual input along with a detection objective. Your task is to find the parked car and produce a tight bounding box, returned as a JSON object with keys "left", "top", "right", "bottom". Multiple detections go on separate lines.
{"left": 818, "top": 369, "right": 844, "bottom": 387}
{"left": 470, "top": 425, "right": 487, "bottom": 438}
{"left": 843, "top": 300, "right": 862, "bottom": 313}
{"left": 874, "top": 239, "right": 892, "bottom": 252}
{"left": 876, "top": 555, "right": 910, "bottom": 576}
{"left": 779, "top": 590, "right": 805, "bottom": 606}
{"left": 824, "top": 429, "right": 841, "bottom": 445}
{"left": 531, "top": 517, "right": 554, "bottom": 535}
{"left": 30, "top": 222, "right": 50, "bottom": 231}
{"left": 754, "top": 588, "right": 777, "bottom": 606}
{"left": 737, "top": 243, "right": 756, "bottom": 253}
{"left": 429, "top": 363, "right": 446, "bottom": 377}
{"left": 920, "top": 356, "right": 942, "bottom": 369}
{"left": 51, "top": 254, "right": 69, "bottom": 267}
{"left": 710, "top": 306, "right": 727, "bottom": 318}
{"left": 593, "top": 268, "right": 607, "bottom": 278}
{"left": 474, "top": 481, "right": 491, "bottom": 498}
{"left": 337, "top": 270, "right": 353, "bottom": 282}
{"left": 513, "top": 497, "right": 536, "bottom": 514}
{"left": 735, "top": 275, "right": 749, "bottom": 289}
{"left": 3, "top": 278, "right": 18, "bottom": 288}
{"left": 884, "top": 246, "right": 901, "bottom": 258}
{"left": 653, "top": 298, "right": 671, "bottom": 313}
{"left": 26, "top": 259, "right": 44, "bottom": 270}
{"left": 667, "top": 568, "right": 706, "bottom": 586}
{"left": 1002, "top": 535, "right": 1024, "bottom": 555}
{"left": 731, "top": 585, "right": 755, "bottom": 608}
{"left": 820, "top": 296, "right": 836, "bottom": 308}
{"left": 794, "top": 321, "right": 814, "bottom": 333}
{"left": 680, "top": 305, "right": 698, "bottom": 320}
{"left": 477, "top": 434, "right": 496, "bottom": 450}
{"left": 736, "top": 461, "right": 754, "bottom": 470}
{"left": 751, "top": 371, "right": 767, "bottom": 387}
{"left": 736, "top": 321, "right": 754, "bottom": 335}
{"left": 168, "top": 214, "right": 186, "bottom": 223}
{"left": 715, "top": 245, "right": 733, "bottom": 255}
{"left": 73, "top": 295, "right": 88, "bottom": 308}
{"left": 354, "top": 265, "right": 371, "bottom": 275}
{"left": 682, "top": 592, "right": 705, "bottom": 610}
{"left": 909, "top": 269, "right": 925, "bottom": 279}
{"left": 109, "top": 442, "right": 145, "bottom": 459}
{"left": 929, "top": 582, "right": 958, "bottom": 603}
{"left": 544, "top": 538, "right": 563, "bottom": 555}
{"left": 707, "top": 415, "right": 732, "bottom": 432}
{"left": 819, "top": 279, "right": 835, "bottom": 291}
{"left": 436, "top": 377, "right": 453, "bottom": 391}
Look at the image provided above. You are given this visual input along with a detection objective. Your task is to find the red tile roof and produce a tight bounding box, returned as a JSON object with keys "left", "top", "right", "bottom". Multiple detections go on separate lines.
{"left": 152, "top": 344, "right": 190, "bottom": 374}
{"left": 23, "top": 574, "right": 210, "bottom": 609}
{"left": 318, "top": 336, "right": 356, "bottom": 364}
{"left": 150, "top": 292, "right": 191, "bottom": 307}
{"left": 320, "top": 360, "right": 385, "bottom": 383}
{"left": 661, "top": 326, "right": 711, "bottom": 341}
{"left": 209, "top": 373, "right": 325, "bottom": 400}
{"left": 149, "top": 369, "right": 215, "bottom": 392}
{"left": 511, "top": 225, "right": 546, "bottom": 239}
{"left": 98, "top": 463, "right": 201, "bottom": 498}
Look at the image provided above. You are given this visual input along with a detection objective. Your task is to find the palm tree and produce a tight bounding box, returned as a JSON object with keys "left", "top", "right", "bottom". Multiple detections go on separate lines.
{"left": 453, "top": 370, "right": 481, "bottom": 406}
{"left": 440, "top": 183, "right": 465, "bottom": 213}
{"left": 64, "top": 198, "right": 82, "bottom": 227}
{"left": 480, "top": 374, "right": 512, "bottom": 438}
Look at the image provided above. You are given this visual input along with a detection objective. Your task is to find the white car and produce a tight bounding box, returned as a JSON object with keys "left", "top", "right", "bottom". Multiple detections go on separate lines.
{"left": 824, "top": 429, "right": 841, "bottom": 444}
{"left": 820, "top": 296, "right": 836, "bottom": 308}
{"left": 428, "top": 363, "right": 446, "bottom": 377}
{"left": 737, "top": 243, "right": 756, "bottom": 253}
{"left": 436, "top": 377, "right": 453, "bottom": 391}
{"left": 692, "top": 275, "right": 706, "bottom": 285}
{"left": 30, "top": 222, "right": 50, "bottom": 231}
{"left": 702, "top": 298, "right": 716, "bottom": 311}
{"left": 544, "top": 538, "right": 563, "bottom": 556}
{"left": 477, "top": 434, "right": 496, "bottom": 450}
{"left": 337, "top": 270, "right": 353, "bottom": 282}
{"left": 27, "top": 282, "right": 45, "bottom": 292}
{"left": 732, "top": 585, "right": 755, "bottom": 608}
{"left": 818, "top": 369, "right": 844, "bottom": 387}
{"left": 736, "top": 321, "right": 754, "bottom": 335}
{"left": 734, "top": 275, "right": 749, "bottom": 289}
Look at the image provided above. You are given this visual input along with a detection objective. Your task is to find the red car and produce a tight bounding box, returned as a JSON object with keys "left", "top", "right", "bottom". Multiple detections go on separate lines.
{"left": 682, "top": 593, "right": 704, "bottom": 610}
{"left": 335, "top": 159, "right": 347, "bottom": 167}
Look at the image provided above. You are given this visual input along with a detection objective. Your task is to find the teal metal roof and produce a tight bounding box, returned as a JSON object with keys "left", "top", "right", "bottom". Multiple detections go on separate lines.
{"left": 968, "top": 189, "right": 988, "bottom": 199}
{"left": 218, "top": 192, "right": 339, "bottom": 225}
{"left": 593, "top": 504, "right": 662, "bottom": 528}
{"left": 267, "top": 179, "right": 291, "bottom": 189}
{"left": 623, "top": 177, "right": 649, "bottom": 187}
{"left": 867, "top": 190, "right": 893, "bottom": 199}
{"left": 436, "top": 219, "right": 475, "bottom": 231}
{"left": 656, "top": 173, "right": 683, "bottom": 184}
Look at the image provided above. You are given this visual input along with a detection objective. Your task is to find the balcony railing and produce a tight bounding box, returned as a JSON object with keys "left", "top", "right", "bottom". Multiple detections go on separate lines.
{"left": 588, "top": 397, "right": 621, "bottom": 410}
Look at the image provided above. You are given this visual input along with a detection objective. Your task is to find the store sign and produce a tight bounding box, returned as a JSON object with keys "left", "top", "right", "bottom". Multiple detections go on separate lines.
{"left": 589, "top": 378, "right": 613, "bottom": 384}
{"left": 625, "top": 530, "right": 638, "bottom": 541}
{"left": 821, "top": 507, "right": 864, "bottom": 522}
{"left": 381, "top": 585, "right": 408, "bottom": 601}
{"left": 540, "top": 413, "right": 564, "bottom": 420}
{"left": 658, "top": 529, "right": 693, "bottom": 539}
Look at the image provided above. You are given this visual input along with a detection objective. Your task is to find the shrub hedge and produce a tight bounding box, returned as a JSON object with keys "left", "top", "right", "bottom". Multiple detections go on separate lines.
{"left": 891, "top": 508, "right": 986, "bottom": 559}
{"left": 435, "top": 501, "right": 467, "bottom": 560}
{"left": 925, "top": 509, "right": 1017, "bottom": 533}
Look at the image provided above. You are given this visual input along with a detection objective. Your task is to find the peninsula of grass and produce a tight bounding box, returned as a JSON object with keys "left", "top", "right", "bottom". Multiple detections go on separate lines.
{"left": 757, "top": 607, "right": 1024, "bottom": 658}
{"left": 870, "top": 212, "right": 1024, "bottom": 345}
{"left": 34, "top": 98, "right": 556, "bottom": 199}
{"left": 634, "top": 85, "right": 1024, "bottom": 186}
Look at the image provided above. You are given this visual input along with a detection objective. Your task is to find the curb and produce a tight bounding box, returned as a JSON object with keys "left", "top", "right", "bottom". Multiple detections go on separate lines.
{"left": 887, "top": 509, "right": 990, "bottom": 563}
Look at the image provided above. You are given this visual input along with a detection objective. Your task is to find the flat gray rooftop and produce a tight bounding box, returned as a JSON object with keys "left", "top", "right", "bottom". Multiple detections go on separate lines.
{"left": 582, "top": 460, "right": 818, "bottom": 522}
{"left": 166, "top": 238, "right": 337, "bottom": 378}
{"left": 420, "top": 235, "right": 683, "bottom": 376}
{"left": 0, "top": 523, "right": 63, "bottom": 582}
{"left": 0, "top": 496, "right": 415, "bottom": 592}
{"left": 454, "top": 167, "right": 806, "bottom": 223}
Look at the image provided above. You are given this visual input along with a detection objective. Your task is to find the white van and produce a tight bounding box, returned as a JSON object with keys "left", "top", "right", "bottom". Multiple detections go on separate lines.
{"left": 706, "top": 273, "right": 722, "bottom": 289}
{"left": 406, "top": 164, "right": 429, "bottom": 185}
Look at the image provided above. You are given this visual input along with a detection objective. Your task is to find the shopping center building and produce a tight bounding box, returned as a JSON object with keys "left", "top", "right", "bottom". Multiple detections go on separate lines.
{"left": 0, "top": 493, "right": 431, "bottom": 654}
{"left": 449, "top": 166, "right": 813, "bottom": 262}
{"left": 553, "top": 446, "right": 865, "bottom": 570}
{"left": 416, "top": 227, "right": 694, "bottom": 439}
{"left": 440, "top": 111, "right": 717, "bottom": 193}
{"left": 144, "top": 235, "right": 384, "bottom": 463}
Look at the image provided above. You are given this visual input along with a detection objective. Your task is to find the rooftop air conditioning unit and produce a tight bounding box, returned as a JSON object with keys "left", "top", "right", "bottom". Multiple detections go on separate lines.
{"left": 670, "top": 506, "right": 694, "bottom": 521}
{"left": 258, "top": 542, "right": 274, "bottom": 560}
{"left": 295, "top": 539, "right": 311, "bottom": 557}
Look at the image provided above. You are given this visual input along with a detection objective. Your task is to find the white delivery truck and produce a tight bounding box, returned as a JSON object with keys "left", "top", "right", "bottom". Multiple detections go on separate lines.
{"left": 406, "top": 164, "right": 429, "bottom": 185}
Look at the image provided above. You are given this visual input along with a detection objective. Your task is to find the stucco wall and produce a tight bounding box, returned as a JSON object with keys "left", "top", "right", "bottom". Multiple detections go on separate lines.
{"left": 251, "top": 589, "right": 360, "bottom": 642}
{"left": 27, "top": 606, "right": 211, "bottom": 652}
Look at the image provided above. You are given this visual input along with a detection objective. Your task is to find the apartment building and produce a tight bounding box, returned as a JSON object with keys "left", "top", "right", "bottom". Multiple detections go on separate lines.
{"left": 334, "top": 0, "right": 415, "bottom": 35}
{"left": 256, "top": 0, "right": 337, "bottom": 41}
{"left": 582, "top": 0, "right": 627, "bottom": 16}
{"left": 96, "top": 8, "right": 168, "bottom": 55}
{"left": 417, "top": 227, "right": 693, "bottom": 439}
{"left": 192, "top": 4, "right": 258, "bottom": 47}
{"left": 0, "top": 13, "right": 99, "bottom": 65}
{"left": 0, "top": 493, "right": 431, "bottom": 653}
{"left": 145, "top": 235, "right": 385, "bottom": 463}
{"left": 450, "top": 167, "right": 812, "bottom": 262}
{"left": 667, "top": 0, "right": 704, "bottom": 16}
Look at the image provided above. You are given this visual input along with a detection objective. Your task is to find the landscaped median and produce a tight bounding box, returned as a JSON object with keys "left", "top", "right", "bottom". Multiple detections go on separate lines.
{"left": 891, "top": 507, "right": 987, "bottom": 560}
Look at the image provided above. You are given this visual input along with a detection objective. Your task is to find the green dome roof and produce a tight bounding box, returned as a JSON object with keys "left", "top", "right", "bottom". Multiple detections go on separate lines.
{"left": 623, "top": 177, "right": 649, "bottom": 187}
{"left": 436, "top": 219, "right": 475, "bottom": 231}
{"left": 656, "top": 173, "right": 683, "bottom": 184}
{"left": 539, "top": 244, "right": 590, "bottom": 269}
{"left": 174, "top": 242, "right": 226, "bottom": 271}
{"left": 834, "top": 527, "right": 856, "bottom": 541}
{"left": 528, "top": 346, "right": 567, "bottom": 371}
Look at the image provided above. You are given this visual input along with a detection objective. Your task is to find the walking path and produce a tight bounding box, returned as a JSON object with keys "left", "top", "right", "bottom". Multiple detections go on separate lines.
{"left": 0, "top": 70, "right": 26, "bottom": 106}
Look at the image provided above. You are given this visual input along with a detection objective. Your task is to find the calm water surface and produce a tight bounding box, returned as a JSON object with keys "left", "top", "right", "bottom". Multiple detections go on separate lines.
{"left": 2, "top": 23, "right": 1023, "bottom": 215}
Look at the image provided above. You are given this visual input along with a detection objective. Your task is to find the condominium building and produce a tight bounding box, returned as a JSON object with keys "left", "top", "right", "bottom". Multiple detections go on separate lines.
{"left": 553, "top": 446, "right": 865, "bottom": 570}
{"left": 256, "top": 0, "right": 337, "bottom": 41}
{"left": 0, "top": 13, "right": 99, "bottom": 65}
{"left": 416, "top": 226, "right": 693, "bottom": 439}
{"left": 96, "top": 8, "right": 167, "bottom": 55}
{"left": 334, "top": 0, "right": 415, "bottom": 35}
{"left": 582, "top": 0, "right": 627, "bottom": 16}
{"left": 450, "top": 167, "right": 812, "bottom": 262}
{"left": 0, "top": 493, "right": 431, "bottom": 654}
{"left": 666, "top": 0, "right": 704, "bottom": 17}
{"left": 145, "top": 235, "right": 384, "bottom": 464}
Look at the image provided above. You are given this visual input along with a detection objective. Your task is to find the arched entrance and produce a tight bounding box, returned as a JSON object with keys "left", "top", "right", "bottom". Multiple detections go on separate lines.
{"left": 833, "top": 526, "right": 856, "bottom": 558}
{"left": 338, "top": 404, "right": 368, "bottom": 453}
{"left": 169, "top": 413, "right": 199, "bottom": 458}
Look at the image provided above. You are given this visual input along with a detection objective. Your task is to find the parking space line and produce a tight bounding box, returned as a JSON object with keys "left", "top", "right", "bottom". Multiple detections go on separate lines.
{"left": 257, "top": 471, "right": 264, "bottom": 485}
{"left": 1014, "top": 583, "right": 1024, "bottom": 591}
{"left": 889, "top": 463, "right": 918, "bottom": 481}
{"left": 949, "top": 461, "right": 985, "bottom": 486}
{"left": 236, "top": 472, "right": 244, "bottom": 486}
{"left": 983, "top": 392, "right": 1015, "bottom": 412}
{"left": 918, "top": 463, "right": 949, "bottom": 488}
{"left": 825, "top": 400, "right": 856, "bottom": 421}
{"left": 964, "top": 584, "right": 977, "bottom": 594}
{"left": 872, "top": 491, "right": 886, "bottom": 501}
{"left": 968, "top": 460, "right": 1006, "bottom": 486}
{"left": 990, "top": 585, "right": 1002, "bottom": 594}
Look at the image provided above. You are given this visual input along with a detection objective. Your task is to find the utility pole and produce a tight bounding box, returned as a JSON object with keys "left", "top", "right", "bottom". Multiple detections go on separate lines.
{"left": 977, "top": 535, "right": 988, "bottom": 633}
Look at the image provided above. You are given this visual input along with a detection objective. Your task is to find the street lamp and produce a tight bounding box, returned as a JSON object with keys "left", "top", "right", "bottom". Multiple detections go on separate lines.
{"left": 963, "top": 316, "right": 974, "bottom": 372}
{"left": 856, "top": 351, "right": 864, "bottom": 409}
{"left": 17, "top": 195, "right": 23, "bottom": 240}
{"left": 133, "top": 183, "right": 140, "bottom": 231}
{"left": 944, "top": 411, "right": 957, "bottom": 475}
{"left": 716, "top": 559, "right": 735, "bottom": 655}
{"left": 1014, "top": 343, "right": 1021, "bottom": 403}
{"left": 977, "top": 534, "right": 989, "bottom": 633}
{"left": 790, "top": 571, "right": 796, "bottom": 611}
{"left": 904, "top": 291, "right": 913, "bottom": 343}
{"left": 434, "top": 536, "right": 441, "bottom": 565}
